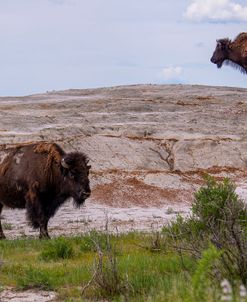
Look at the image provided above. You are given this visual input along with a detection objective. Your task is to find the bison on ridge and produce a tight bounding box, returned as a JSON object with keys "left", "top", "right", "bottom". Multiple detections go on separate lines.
{"left": 0, "top": 142, "right": 91, "bottom": 239}
{"left": 211, "top": 32, "right": 247, "bottom": 73}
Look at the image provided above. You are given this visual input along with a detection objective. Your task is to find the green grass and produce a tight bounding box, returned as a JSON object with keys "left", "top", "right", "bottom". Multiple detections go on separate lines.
{"left": 40, "top": 237, "right": 75, "bottom": 261}
{"left": 0, "top": 232, "right": 243, "bottom": 302}
{"left": 2, "top": 177, "right": 244, "bottom": 301}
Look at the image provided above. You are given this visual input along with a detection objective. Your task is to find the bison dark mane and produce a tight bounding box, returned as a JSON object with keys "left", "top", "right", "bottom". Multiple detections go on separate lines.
{"left": 223, "top": 60, "right": 247, "bottom": 74}
{"left": 63, "top": 152, "right": 89, "bottom": 167}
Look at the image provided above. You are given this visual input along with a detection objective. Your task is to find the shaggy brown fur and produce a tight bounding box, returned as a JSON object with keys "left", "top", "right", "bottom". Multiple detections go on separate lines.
{"left": 0, "top": 142, "right": 91, "bottom": 239}
{"left": 33, "top": 142, "right": 64, "bottom": 162}
{"left": 0, "top": 156, "right": 11, "bottom": 176}
{"left": 230, "top": 33, "right": 247, "bottom": 56}
{"left": 33, "top": 142, "right": 65, "bottom": 179}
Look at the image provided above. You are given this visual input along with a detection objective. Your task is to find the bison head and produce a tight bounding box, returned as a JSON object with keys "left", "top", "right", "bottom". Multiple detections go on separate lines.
{"left": 210, "top": 39, "right": 230, "bottom": 68}
{"left": 61, "top": 152, "right": 91, "bottom": 206}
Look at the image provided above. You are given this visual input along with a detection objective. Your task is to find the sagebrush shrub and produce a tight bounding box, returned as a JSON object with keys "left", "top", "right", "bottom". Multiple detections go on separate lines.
{"left": 163, "top": 176, "right": 247, "bottom": 285}
{"left": 192, "top": 176, "right": 247, "bottom": 229}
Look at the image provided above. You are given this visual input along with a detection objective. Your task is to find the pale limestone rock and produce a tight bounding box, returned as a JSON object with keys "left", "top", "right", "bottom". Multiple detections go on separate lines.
{"left": 1, "top": 84, "right": 247, "bottom": 237}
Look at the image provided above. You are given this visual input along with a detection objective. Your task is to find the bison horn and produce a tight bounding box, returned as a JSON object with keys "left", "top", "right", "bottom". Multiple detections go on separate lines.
{"left": 61, "top": 158, "right": 70, "bottom": 169}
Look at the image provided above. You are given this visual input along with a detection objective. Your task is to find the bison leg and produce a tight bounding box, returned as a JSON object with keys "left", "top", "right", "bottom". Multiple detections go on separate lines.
{"left": 26, "top": 200, "right": 50, "bottom": 239}
{"left": 25, "top": 185, "right": 50, "bottom": 239}
{"left": 39, "top": 220, "right": 50, "bottom": 239}
{"left": 0, "top": 204, "right": 6, "bottom": 239}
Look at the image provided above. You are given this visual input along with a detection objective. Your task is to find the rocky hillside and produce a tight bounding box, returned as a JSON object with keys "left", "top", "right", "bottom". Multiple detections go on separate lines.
{"left": 1, "top": 84, "right": 247, "bottom": 207}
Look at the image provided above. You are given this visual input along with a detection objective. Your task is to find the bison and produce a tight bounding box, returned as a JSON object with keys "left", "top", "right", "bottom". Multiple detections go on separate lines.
{"left": 211, "top": 32, "right": 247, "bottom": 73}
{"left": 0, "top": 142, "right": 91, "bottom": 239}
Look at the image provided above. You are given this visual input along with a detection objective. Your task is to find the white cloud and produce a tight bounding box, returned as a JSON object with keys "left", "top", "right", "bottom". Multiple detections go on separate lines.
{"left": 160, "top": 66, "right": 183, "bottom": 80}
{"left": 185, "top": 0, "right": 247, "bottom": 22}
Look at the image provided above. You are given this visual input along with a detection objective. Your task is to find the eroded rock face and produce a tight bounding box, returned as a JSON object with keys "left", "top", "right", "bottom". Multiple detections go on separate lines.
{"left": 1, "top": 84, "right": 247, "bottom": 173}
{"left": 1, "top": 84, "right": 247, "bottom": 237}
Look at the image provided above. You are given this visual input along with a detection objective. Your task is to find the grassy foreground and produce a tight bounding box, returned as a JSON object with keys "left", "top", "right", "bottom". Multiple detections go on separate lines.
{"left": 0, "top": 232, "right": 238, "bottom": 302}
{"left": 0, "top": 177, "right": 246, "bottom": 302}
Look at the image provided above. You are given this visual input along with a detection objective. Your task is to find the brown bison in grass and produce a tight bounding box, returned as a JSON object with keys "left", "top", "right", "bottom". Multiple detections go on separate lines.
{"left": 211, "top": 32, "right": 247, "bottom": 73}
{"left": 0, "top": 142, "right": 91, "bottom": 239}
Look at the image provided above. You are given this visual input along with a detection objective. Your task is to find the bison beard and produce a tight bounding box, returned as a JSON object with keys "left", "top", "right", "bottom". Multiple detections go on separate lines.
{"left": 0, "top": 142, "right": 91, "bottom": 239}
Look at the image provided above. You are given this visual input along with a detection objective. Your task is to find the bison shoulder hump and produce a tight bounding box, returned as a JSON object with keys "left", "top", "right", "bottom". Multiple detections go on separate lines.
{"left": 33, "top": 142, "right": 64, "bottom": 163}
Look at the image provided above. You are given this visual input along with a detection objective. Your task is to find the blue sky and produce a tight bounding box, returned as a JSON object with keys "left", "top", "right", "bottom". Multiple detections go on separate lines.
{"left": 1, "top": 0, "right": 247, "bottom": 96}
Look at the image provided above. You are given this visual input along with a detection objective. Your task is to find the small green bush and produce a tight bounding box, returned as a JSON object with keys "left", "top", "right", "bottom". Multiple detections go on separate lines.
{"left": 17, "top": 266, "right": 57, "bottom": 290}
{"left": 193, "top": 176, "right": 247, "bottom": 229}
{"left": 163, "top": 176, "right": 247, "bottom": 286}
{"left": 40, "top": 237, "right": 74, "bottom": 261}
